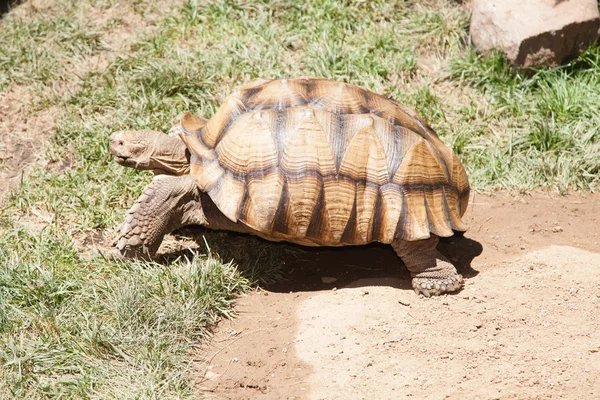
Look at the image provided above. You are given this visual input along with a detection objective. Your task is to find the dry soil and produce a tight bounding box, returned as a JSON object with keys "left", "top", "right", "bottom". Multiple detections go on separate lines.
{"left": 193, "top": 192, "right": 600, "bottom": 400}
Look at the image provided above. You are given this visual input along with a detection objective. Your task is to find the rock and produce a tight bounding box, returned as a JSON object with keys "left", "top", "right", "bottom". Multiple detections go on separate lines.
{"left": 470, "top": 0, "right": 600, "bottom": 68}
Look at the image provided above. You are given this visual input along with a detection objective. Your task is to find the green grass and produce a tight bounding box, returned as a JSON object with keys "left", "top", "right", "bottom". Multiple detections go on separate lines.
{"left": 448, "top": 49, "right": 600, "bottom": 190}
{"left": 1, "top": 0, "right": 600, "bottom": 398}
{"left": 0, "top": 221, "right": 248, "bottom": 399}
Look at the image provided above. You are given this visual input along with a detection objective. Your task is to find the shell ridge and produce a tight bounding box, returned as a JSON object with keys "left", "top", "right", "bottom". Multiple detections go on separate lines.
{"left": 322, "top": 176, "right": 356, "bottom": 242}
{"left": 305, "top": 178, "right": 328, "bottom": 240}
{"left": 378, "top": 184, "right": 403, "bottom": 243}
{"left": 423, "top": 190, "right": 434, "bottom": 233}
{"left": 370, "top": 188, "right": 384, "bottom": 242}
{"left": 241, "top": 170, "right": 284, "bottom": 232}
{"left": 354, "top": 182, "right": 379, "bottom": 243}
{"left": 423, "top": 136, "right": 452, "bottom": 183}
{"left": 441, "top": 186, "right": 459, "bottom": 231}
{"left": 286, "top": 175, "right": 322, "bottom": 237}
{"left": 340, "top": 190, "right": 359, "bottom": 244}
{"left": 334, "top": 114, "right": 345, "bottom": 174}
{"left": 273, "top": 110, "right": 288, "bottom": 161}
{"left": 394, "top": 189, "right": 409, "bottom": 240}
{"left": 203, "top": 95, "right": 247, "bottom": 148}
{"left": 271, "top": 179, "right": 291, "bottom": 235}
{"left": 424, "top": 187, "right": 453, "bottom": 237}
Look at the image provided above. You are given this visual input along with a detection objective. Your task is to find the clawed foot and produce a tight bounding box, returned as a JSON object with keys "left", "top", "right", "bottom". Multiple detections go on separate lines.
{"left": 113, "top": 236, "right": 154, "bottom": 260}
{"left": 412, "top": 274, "right": 463, "bottom": 297}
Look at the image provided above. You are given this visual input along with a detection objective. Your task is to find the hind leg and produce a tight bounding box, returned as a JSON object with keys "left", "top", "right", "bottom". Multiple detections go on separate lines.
{"left": 115, "top": 174, "right": 205, "bottom": 259}
{"left": 392, "top": 236, "right": 463, "bottom": 297}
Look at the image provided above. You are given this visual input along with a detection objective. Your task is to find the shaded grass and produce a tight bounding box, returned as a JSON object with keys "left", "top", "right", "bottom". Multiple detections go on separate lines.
{"left": 1, "top": 0, "right": 600, "bottom": 398}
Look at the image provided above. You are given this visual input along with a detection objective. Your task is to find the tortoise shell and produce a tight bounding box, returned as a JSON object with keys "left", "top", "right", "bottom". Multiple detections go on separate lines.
{"left": 178, "top": 77, "right": 469, "bottom": 246}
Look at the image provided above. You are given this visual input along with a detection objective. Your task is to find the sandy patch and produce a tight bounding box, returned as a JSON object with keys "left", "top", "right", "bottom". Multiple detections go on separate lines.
{"left": 195, "top": 193, "right": 600, "bottom": 400}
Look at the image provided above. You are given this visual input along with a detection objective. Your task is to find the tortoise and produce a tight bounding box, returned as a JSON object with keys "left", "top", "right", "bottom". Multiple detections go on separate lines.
{"left": 109, "top": 77, "right": 470, "bottom": 297}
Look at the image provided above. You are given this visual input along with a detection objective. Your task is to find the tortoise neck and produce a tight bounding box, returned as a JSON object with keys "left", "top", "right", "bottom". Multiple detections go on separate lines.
{"left": 150, "top": 135, "right": 190, "bottom": 175}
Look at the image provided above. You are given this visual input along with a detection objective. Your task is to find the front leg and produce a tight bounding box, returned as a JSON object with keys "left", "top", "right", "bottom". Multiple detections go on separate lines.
{"left": 115, "top": 174, "right": 206, "bottom": 259}
{"left": 392, "top": 236, "right": 463, "bottom": 297}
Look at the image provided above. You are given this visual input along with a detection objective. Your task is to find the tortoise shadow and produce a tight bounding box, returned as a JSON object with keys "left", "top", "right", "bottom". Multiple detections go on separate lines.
{"left": 0, "top": 0, "right": 14, "bottom": 18}
{"left": 265, "top": 234, "right": 482, "bottom": 293}
{"left": 160, "top": 228, "right": 482, "bottom": 294}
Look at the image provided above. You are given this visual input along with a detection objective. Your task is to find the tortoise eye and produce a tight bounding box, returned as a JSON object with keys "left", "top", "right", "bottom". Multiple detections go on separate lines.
{"left": 118, "top": 141, "right": 124, "bottom": 146}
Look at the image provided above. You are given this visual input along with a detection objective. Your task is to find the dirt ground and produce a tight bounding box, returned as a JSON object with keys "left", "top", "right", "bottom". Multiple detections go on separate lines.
{"left": 193, "top": 192, "right": 600, "bottom": 400}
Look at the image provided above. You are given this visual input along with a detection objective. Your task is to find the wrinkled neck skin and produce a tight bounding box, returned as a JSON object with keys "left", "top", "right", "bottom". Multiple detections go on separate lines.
{"left": 150, "top": 135, "right": 190, "bottom": 175}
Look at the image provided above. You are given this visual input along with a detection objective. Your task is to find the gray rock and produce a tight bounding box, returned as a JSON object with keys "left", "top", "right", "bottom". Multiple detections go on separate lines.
{"left": 470, "top": 0, "right": 600, "bottom": 68}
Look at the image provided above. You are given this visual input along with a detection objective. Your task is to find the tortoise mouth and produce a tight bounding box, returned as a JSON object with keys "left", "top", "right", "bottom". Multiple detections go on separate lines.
{"left": 113, "top": 155, "right": 134, "bottom": 166}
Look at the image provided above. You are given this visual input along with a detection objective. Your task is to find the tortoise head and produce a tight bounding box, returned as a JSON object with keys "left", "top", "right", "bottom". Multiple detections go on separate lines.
{"left": 109, "top": 129, "right": 191, "bottom": 175}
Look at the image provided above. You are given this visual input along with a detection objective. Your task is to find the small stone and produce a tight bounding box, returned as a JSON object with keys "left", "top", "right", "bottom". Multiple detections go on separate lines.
{"left": 520, "top": 245, "right": 526, "bottom": 250}
{"left": 204, "top": 370, "right": 219, "bottom": 380}
{"left": 552, "top": 226, "right": 564, "bottom": 233}
{"left": 321, "top": 276, "right": 337, "bottom": 284}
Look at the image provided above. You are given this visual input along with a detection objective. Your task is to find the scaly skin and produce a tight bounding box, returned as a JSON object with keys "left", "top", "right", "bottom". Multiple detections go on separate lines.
{"left": 392, "top": 236, "right": 464, "bottom": 297}
{"left": 115, "top": 174, "right": 205, "bottom": 259}
{"left": 114, "top": 173, "right": 249, "bottom": 259}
